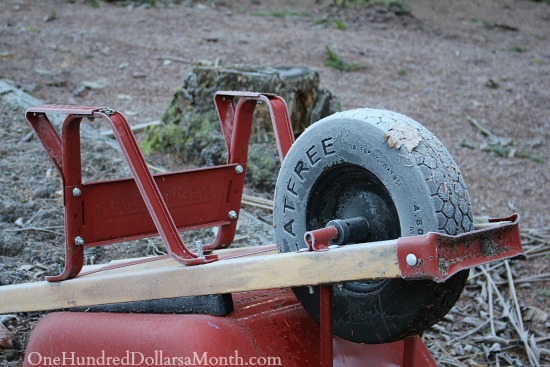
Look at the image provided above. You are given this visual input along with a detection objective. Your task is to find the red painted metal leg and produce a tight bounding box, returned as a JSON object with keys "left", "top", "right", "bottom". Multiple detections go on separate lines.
{"left": 26, "top": 106, "right": 222, "bottom": 281}
{"left": 26, "top": 113, "right": 86, "bottom": 282}
{"left": 261, "top": 95, "right": 294, "bottom": 162}
{"left": 25, "top": 112, "right": 63, "bottom": 172}
{"left": 205, "top": 96, "right": 257, "bottom": 251}
{"left": 47, "top": 116, "right": 85, "bottom": 281}
{"left": 402, "top": 335, "right": 418, "bottom": 367}
{"left": 320, "top": 285, "right": 334, "bottom": 367}
{"left": 205, "top": 92, "right": 295, "bottom": 251}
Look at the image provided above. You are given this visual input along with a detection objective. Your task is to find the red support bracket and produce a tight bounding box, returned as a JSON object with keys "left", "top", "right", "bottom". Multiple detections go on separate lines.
{"left": 305, "top": 214, "right": 523, "bottom": 283}
{"left": 204, "top": 91, "right": 294, "bottom": 251}
{"left": 26, "top": 106, "right": 217, "bottom": 281}
{"left": 397, "top": 214, "right": 522, "bottom": 282}
{"left": 25, "top": 94, "right": 295, "bottom": 282}
{"left": 319, "top": 285, "right": 334, "bottom": 367}
{"left": 312, "top": 215, "right": 522, "bottom": 367}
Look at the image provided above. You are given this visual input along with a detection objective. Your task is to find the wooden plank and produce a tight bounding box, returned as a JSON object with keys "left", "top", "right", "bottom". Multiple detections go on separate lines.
{"left": 78, "top": 245, "right": 277, "bottom": 276}
{"left": 0, "top": 240, "right": 399, "bottom": 314}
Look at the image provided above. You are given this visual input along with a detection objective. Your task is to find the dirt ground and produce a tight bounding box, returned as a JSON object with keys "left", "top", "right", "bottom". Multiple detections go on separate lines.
{"left": 0, "top": 0, "right": 549, "bottom": 366}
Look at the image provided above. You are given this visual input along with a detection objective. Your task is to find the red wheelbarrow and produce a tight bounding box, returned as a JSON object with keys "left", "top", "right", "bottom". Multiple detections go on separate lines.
{"left": 0, "top": 91, "right": 523, "bottom": 366}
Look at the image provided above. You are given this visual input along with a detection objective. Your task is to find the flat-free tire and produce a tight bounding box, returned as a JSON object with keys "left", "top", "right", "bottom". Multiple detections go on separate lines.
{"left": 273, "top": 109, "right": 473, "bottom": 343}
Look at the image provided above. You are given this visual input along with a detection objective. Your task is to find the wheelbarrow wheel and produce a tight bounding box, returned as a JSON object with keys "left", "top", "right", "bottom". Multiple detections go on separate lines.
{"left": 273, "top": 109, "right": 473, "bottom": 344}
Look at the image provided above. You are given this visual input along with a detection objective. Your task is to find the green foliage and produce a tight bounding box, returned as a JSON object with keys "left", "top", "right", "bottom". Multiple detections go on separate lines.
{"left": 324, "top": 46, "right": 363, "bottom": 72}
{"left": 483, "top": 141, "right": 545, "bottom": 163}
{"left": 45, "top": 9, "right": 57, "bottom": 22}
{"left": 510, "top": 46, "right": 526, "bottom": 53}
{"left": 24, "top": 26, "right": 41, "bottom": 33}
{"left": 332, "top": 0, "right": 410, "bottom": 14}
{"left": 247, "top": 144, "right": 280, "bottom": 190}
{"left": 314, "top": 17, "right": 346, "bottom": 30}
{"left": 333, "top": 19, "right": 347, "bottom": 30}
{"left": 250, "top": 10, "right": 310, "bottom": 18}
{"left": 314, "top": 17, "right": 329, "bottom": 26}
{"left": 140, "top": 124, "right": 185, "bottom": 155}
{"left": 485, "top": 79, "right": 499, "bottom": 89}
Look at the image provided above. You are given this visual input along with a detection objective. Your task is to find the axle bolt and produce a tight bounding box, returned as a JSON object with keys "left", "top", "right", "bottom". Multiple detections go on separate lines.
{"left": 228, "top": 210, "right": 238, "bottom": 219}
{"left": 72, "top": 188, "right": 82, "bottom": 197}
{"left": 74, "top": 236, "right": 85, "bottom": 246}
{"left": 235, "top": 165, "right": 244, "bottom": 174}
{"left": 406, "top": 253, "right": 418, "bottom": 267}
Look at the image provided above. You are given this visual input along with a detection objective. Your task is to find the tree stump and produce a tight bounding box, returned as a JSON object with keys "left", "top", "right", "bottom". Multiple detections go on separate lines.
{"left": 143, "top": 66, "right": 340, "bottom": 190}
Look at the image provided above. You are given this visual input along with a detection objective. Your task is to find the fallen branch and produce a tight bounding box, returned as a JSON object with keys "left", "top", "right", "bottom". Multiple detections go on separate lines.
{"left": 505, "top": 260, "right": 540, "bottom": 367}
{"left": 156, "top": 56, "right": 192, "bottom": 64}
{"left": 447, "top": 319, "right": 490, "bottom": 344}
{"left": 101, "top": 120, "right": 160, "bottom": 138}
{"left": 241, "top": 194, "right": 274, "bottom": 211}
{"left": 4, "top": 226, "right": 64, "bottom": 234}
{"left": 467, "top": 115, "right": 497, "bottom": 139}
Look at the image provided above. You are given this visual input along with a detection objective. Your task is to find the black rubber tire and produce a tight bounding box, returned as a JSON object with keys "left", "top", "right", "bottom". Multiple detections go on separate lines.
{"left": 273, "top": 108, "right": 473, "bottom": 344}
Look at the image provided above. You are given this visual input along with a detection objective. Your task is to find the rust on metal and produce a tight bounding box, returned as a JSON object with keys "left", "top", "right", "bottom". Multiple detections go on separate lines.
{"left": 397, "top": 213, "right": 523, "bottom": 282}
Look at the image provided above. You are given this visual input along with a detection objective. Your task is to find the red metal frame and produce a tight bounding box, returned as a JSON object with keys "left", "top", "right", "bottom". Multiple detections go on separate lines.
{"left": 25, "top": 92, "right": 294, "bottom": 282}
{"left": 311, "top": 214, "right": 522, "bottom": 367}
{"left": 304, "top": 214, "right": 522, "bottom": 283}
{"left": 397, "top": 213, "right": 522, "bottom": 282}
{"left": 320, "top": 285, "right": 334, "bottom": 367}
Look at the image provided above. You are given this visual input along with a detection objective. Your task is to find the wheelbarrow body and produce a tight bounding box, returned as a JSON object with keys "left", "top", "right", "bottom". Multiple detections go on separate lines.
{"left": 24, "top": 289, "right": 436, "bottom": 367}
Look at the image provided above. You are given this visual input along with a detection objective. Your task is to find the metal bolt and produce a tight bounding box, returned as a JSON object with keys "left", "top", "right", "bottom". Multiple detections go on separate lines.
{"left": 235, "top": 165, "right": 244, "bottom": 174}
{"left": 228, "top": 210, "right": 238, "bottom": 219}
{"left": 406, "top": 253, "right": 418, "bottom": 267}
{"left": 74, "top": 236, "right": 85, "bottom": 246}
{"left": 72, "top": 188, "right": 82, "bottom": 197}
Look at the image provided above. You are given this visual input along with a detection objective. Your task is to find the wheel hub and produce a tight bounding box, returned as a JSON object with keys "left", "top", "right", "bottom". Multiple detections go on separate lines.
{"left": 306, "top": 163, "right": 400, "bottom": 293}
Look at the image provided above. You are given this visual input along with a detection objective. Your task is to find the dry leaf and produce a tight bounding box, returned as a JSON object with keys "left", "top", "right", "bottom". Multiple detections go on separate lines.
{"left": 523, "top": 306, "right": 549, "bottom": 324}
{"left": 0, "top": 323, "right": 14, "bottom": 349}
{"left": 384, "top": 124, "right": 421, "bottom": 152}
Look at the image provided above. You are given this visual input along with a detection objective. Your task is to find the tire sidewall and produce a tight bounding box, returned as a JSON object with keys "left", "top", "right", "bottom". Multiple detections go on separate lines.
{"left": 273, "top": 109, "right": 464, "bottom": 343}
{"left": 274, "top": 110, "right": 438, "bottom": 253}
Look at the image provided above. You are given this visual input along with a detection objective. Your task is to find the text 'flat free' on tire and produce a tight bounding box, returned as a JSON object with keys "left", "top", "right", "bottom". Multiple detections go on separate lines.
{"left": 273, "top": 109, "right": 473, "bottom": 344}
